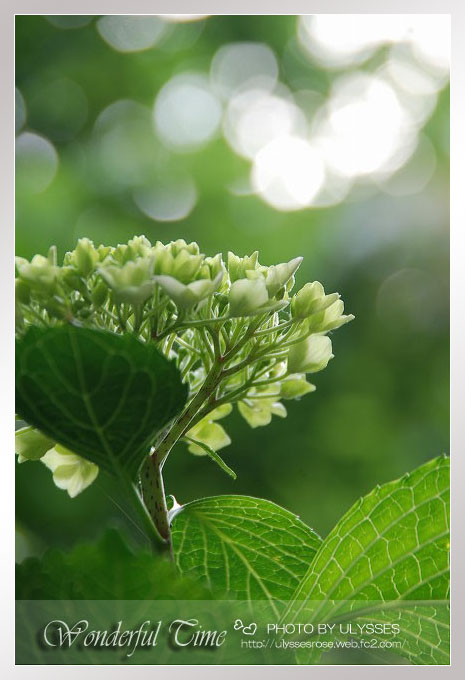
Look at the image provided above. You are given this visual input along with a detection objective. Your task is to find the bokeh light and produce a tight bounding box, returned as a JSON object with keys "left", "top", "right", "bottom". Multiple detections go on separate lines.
{"left": 15, "top": 132, "right": 58, "bottom": 194}
{"left": 210, "top": 42, "right": 279, "bottom": 99}
{"left": 91, "top": 99, "right": 158, "bottom": 192}
{"left": 312, "top": 73, "right": 415, "bottom": 179}
{"left": 298, "top": 14, "right": 450, "bottom": 73}
{"left": 408, "top": 14, "right": 450, "bottom": 74}
{"left": 45, "top": 16, "right": 93, "bottom": 30}
{"left": 298, "top": 15, "right": 407, "bottom": 68}
{"left": 133, "top": 173, "right": 197, "bottom": 222}
{"left": 97, "top": 15, "right": 167, "bottom": 52}
{"left": 224, "top": 88, "right": 307, "bottom": 160}
{"left": 161, "top": 15, "right": 210, "bottom": 23}
{"left": 252, "top": 136, "right": 325, "bottom": 211}
{"left": 154, "top": 73, "right": 222, "bottom": 151}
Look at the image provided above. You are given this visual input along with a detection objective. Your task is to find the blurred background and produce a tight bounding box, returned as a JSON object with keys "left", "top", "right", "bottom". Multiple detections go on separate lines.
{"left": 16, "top": 15, "right": 449, "bottom": 562}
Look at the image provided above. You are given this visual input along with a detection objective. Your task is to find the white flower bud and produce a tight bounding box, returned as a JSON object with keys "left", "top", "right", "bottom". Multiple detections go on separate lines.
{"left": 227, "top": 251, "right": 259, "bottom": 282}
{"left": 307, "top": 299, "right": 355, "bottom": 333}
{"left": 154, "top": 245, "right": 204, "bottom": 284}
{"left": 280, "top": 374, "right": 316, "bottom": 399}
{"left": 98, "top": 257, "right": 155, "bottom": 305}
{"left": 73, "top": 238, "right": 99, "bottom": 277}
{"left": 291, "top": 281, "right": 340, "bottom": 319}
{"left": 154, "top": 271, "right": 223, "bottom": 310}
{"left": 228, "top": 278, "right": 269, "bottom": 317}
{"left": 42, "top": 444, "right": 99, "bottom": 498}
{"left": 265, "top": 257, "right": 302, "bottom": 297}
{"left": 287, "top": 335, "right": 333, "bottom": 374}
{"left": 16, "top": 255, "right": 58, "bottom": 294}
{"left": 15, "top": 427, "right": 54, "bottom": 463}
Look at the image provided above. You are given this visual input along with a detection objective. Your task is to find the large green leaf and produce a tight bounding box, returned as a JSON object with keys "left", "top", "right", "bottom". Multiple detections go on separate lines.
{"left": 16, "top": 326, "right": 187, "bottom": 479}
{"left": 171, "top": 495, "right": 322, "bottom": 615}
{"left": 282, "top": 456, "right": 450, "bottom": 664}
{"left": 16, "top": 529, "right": 211, "bottom": 600}
{"left": 348, "top": 604, "right": 450, "bottom": 665}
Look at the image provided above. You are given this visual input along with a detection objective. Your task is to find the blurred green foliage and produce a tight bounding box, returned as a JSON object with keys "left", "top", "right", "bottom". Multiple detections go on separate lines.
{"left": 15, "top": 16, "right": 449, "bottom": 559}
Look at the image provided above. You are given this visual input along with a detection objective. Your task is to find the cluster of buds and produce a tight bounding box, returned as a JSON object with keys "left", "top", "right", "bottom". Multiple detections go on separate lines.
{"left": 16, "top": 236, "right": 353, "bottom": 493}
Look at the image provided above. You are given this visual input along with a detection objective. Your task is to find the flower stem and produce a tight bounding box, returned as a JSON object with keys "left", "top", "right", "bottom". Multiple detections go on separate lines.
{"left": 140, "top": 451, "right": 173, "bottom": 558}
{"left": 139, "top": 361, "right": 225, "bottom": 556}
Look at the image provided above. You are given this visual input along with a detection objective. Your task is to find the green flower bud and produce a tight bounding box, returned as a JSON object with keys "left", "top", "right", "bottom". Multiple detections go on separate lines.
{"left": 41, "top": 444, "right": 99, "bottom": 498}
{"left": 99, "top": 257, "right": 155, "bottom": 305}
{"left": 172, "top": 250, "right": 204, "bottom": 283}
{"left": 280, "top": 374, "right": 316, "bottom": 399}
{"left": 168, "top": 239, "right": 200, "bottom": 256}
{"left": 227, "top": 251, "right": 259, "bottom": 282}
{"left": 265, "top": 257, "right": 302, "bottom": 298}
{"left": 128, "top": 235, "right": 152, "bottom": 257}
{"left": 244, "top": 269, "right": 264, "bottom": 281}
{"left": 15, "top": 427, "right": 54, "bottom": 463}
{"left": 199, "top": 253, "right": 225, "bottom": 281}
{"left": 15, "top": 278, "right": 30, "bottom": 304}
{"left": 112, "top": 244, "right": 132, "bottom": 264}
{"left": 97, "top": 244, "right": 113, "bottom": 261}
{"left": 154, "top": 271, "right": 223, "bottom": 310}
{"left": 291, "top": 282, "right": 340, "bottom": 320}
{"left": 228, "top": 278, "right": 269, "bottom": 317}
{"left": 307, "top": 299, "right": 354, "bottom": 333}
{"left": 73, "top": 238, "right": 99, "bottom": 277}
{"left": 154, "top": 245, "right": 204, "bottom": 284}
{"left": 287, "top": 335, "right": 333, "bottom": 374}
{"left": 16, "top": 255, "right": 58, "bottom": 294}
{"left": 91, "top": 280, "right": 108, "bottom": 307}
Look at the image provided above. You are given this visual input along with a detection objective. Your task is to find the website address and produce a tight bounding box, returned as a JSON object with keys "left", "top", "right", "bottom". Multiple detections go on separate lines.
{"left": 254, "top": 638, "right": 403, "bottom": 650}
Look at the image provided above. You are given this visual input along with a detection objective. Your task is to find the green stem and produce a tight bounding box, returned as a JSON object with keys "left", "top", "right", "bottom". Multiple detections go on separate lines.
{"left": 174, "top": 336, "right": 203, "bottom": 356}
{"left": 159, "top": 361, "right": 225, "bottom": 458}
{"left": 118, "top": 468, "right": 167, "bottom": 553}
{"left": 206, "top": 325, "right": 222, "bottom": 359}
{"left": 140, "top": 452, "right": 173, "bottom": 558}
{"left": 155, "top": 315, "right": 230, "bottom": 341}
{"left": 199, "top": 327, "right": 214, "bottom": 363}
{"left": 254, "top": 319, "right": 293, "bottom": 336}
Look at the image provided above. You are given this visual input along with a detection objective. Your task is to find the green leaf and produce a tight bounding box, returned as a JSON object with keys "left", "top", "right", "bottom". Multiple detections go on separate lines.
{"left": 16, "top": 529, "right": 212, "bottom": 600}
{"left": 15, "top": 326, "right": 188, "bottom": 479}
{"left": 171, "top": 495, "right": 322, "bottom": 615}
{"left": 183, "top": 436, "right": 237, "bottom": 479}
{"left": 349, "top": 604, "right": 450, "bottom": 665}
{"left": 283, "top": 456, "right": 450, "bottom": 664}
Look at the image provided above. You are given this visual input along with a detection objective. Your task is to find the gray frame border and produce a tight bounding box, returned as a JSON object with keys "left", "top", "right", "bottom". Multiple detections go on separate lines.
{"left": 2, "top": 1, "right": 462, "bottom": 677}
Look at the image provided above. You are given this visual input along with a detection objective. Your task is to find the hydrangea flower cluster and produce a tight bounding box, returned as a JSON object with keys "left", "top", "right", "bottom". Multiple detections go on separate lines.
{"left": 15, "top": 236, "right": 353, "bottom": 497}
